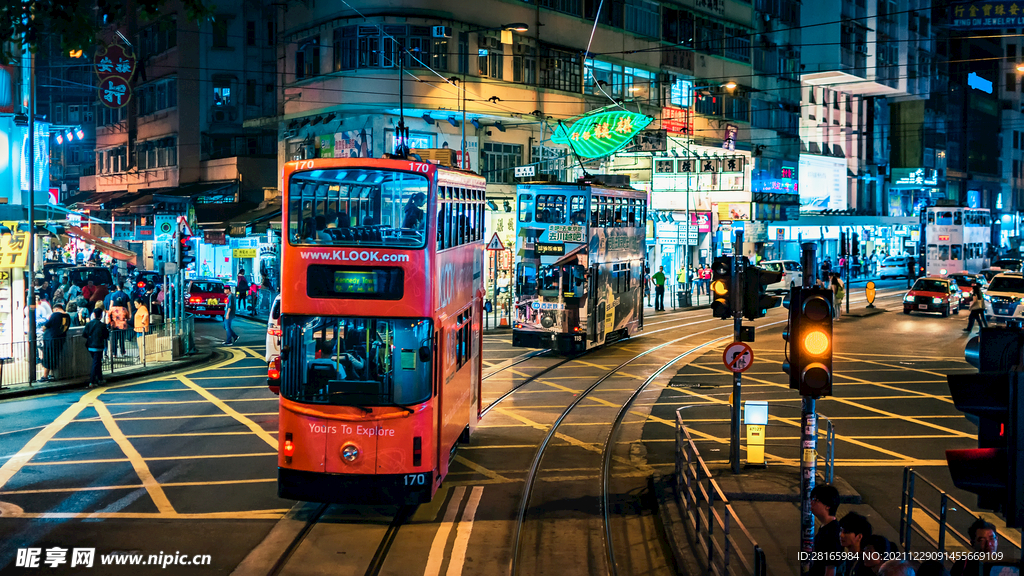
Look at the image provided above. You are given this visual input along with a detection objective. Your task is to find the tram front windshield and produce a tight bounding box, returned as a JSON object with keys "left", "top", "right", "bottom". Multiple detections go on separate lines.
{"left": 281, "top": 316, "right": 433, "bottom": 406}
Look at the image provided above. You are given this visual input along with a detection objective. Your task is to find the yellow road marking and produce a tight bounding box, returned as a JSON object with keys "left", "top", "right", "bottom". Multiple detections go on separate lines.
{"left": 50, "top": 431, "right": 260, "bottom": 441}
{"left": 24, "top": 452, "right": 277, "bottom": 466}
{"left": 178, "top": 374, "right": 278, "bottom": 449}
{"left": 0, "top": 478, "right": 276, "bottom": 496}
{"left": 0, "top": 387, "right": 104, "bottom": 491}
{"left": 102, "top": 398, "right": 276, "bottom": 406}
{"left": 71, "top": 412, "right": 278, "bottom": 421}
{"left": 570, "top": 360, "right": 611, "bottom": 370}
{"left": 452, "top": 455, "right": 512, "bottom": 483}
{"left": 0, "top": 510, "right": 289, "bottom": 520}
{"left": 237, "top": 346, "right": 265, "bottom": 360}
{"left": 93, "top": 400, "right": 175, "bottom": 514}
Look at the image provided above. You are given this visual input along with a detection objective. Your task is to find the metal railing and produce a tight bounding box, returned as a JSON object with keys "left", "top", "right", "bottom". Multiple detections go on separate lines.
{"left": 675, "top": 409, "right": 767, "bottom": 576}
{"left": 0, "top": 318, "right": 191, "bottom": 389}
{"left": 900, "top": 467, "right": 1022, "bottom": 558}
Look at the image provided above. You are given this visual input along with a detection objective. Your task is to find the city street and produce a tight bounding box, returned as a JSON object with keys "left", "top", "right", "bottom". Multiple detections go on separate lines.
{"left": 2, "top": 280, "right": 1001, "bottom": 575}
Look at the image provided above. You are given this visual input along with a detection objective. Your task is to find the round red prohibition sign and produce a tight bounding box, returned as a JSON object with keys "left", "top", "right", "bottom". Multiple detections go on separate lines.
{"left": 722, "top": 342, "right": 754, "bottom": 373}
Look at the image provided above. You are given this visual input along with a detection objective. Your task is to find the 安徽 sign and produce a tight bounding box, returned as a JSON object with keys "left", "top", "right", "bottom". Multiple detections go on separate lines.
{"left": 94, "top": 44, "right": 136, "bottom": 109}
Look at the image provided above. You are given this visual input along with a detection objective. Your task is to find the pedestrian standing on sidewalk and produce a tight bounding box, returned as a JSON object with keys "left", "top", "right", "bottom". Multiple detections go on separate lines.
{"left": 837, "top": 512, "right": 872, "bottom": 576}
{"left": 643, "top": 267, "right": 651, "bottom": 307}
{"left": 652, "top": 266, "right": 667, "bottom": 311}
{"left": 40, "top": 303, "right": 70, "bottom": 382}
{"left": 106, "top": 294, "right": 130, "bottom": 357}
{"left": 964, "top": 284, "right": 988, "bottom": 333}
{"left": 83, "top": 308, "right": 110, "bottom": 388}
{"left": 236, "top": 268, "right": 249, "bottom": 313}
{"left": 701, "top": 265, "right": 712, "bottom": 301}
{"left": 223, "top": 285, "right": 238, "bottom": 345}
{"left": 831, "top": 273, "right": 844, "bottom": 318}
{"left": 134, "top": 297, "right": 150, "bottom": 359}
{"left": 809, "top": 484, "right": 842, "bottom": 576}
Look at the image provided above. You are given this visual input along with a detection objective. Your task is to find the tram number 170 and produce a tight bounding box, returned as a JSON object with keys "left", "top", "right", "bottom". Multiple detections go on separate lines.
{"left": 404, "top": 473, "right": 427, "bottom": 486}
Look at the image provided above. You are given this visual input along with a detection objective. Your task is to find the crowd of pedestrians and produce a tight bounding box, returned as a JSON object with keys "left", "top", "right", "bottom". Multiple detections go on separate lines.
{"left": 808, "top": 484, "right": 1001, "bottom": 576}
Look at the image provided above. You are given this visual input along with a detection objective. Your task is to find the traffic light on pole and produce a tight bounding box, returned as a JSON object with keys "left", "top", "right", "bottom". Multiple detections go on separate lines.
{"left": 743, "top": 265, "right": 784, "bottom": 320}
{"left": 782, "top": 287, "right": 833, "bottom": 397}
{"left": 710, "top": 256, "right": 735, "bottom": 319}
{"left": 177, "top": 223, "right": 194, "bottom": 268}
{"left": 945, "top": 329, "right": 1024, "bottom": 527}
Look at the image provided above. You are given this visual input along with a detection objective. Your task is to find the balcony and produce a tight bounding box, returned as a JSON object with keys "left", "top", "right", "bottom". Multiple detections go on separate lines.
{"left": 209, "top": 105, "right": 239, "bottom": 125}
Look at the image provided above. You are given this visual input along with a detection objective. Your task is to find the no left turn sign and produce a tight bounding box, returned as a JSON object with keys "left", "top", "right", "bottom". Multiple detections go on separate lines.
{"left": 722, "top": 342, "right": 754, "bottom": 373}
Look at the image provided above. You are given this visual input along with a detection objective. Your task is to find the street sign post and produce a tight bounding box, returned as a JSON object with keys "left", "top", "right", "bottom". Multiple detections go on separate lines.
{"left": 723, "top": 342, "right": 754, "bottom": 373}
{"left": 486, "top": 233, "right": 505, "bottom": 328}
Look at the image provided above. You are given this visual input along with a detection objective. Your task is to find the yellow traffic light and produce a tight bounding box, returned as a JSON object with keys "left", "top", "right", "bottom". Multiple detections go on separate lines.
{"left": 712, "top": 279, "right": 728, "bottom": 296}
{"left": 803, "top": 330, "right": 830, "bottom": 356}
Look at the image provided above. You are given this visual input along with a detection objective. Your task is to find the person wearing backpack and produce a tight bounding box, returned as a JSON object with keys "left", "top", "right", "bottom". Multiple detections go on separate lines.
{"left": 40, "top": 302, "right": 71, "bottom": 382}
{"left": 82, "top": 308, "right": 110, "bottom": 388}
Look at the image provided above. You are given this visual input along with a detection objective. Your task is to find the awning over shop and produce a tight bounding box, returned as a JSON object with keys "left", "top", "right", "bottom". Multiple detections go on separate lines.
{"left": 65, "top": 226, "right": 138, "bottom": 265}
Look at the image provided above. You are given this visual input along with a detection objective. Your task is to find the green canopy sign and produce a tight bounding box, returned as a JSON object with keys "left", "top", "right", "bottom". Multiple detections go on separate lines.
{"left": 552, "top": 110, "right": 653, "bottom": 158}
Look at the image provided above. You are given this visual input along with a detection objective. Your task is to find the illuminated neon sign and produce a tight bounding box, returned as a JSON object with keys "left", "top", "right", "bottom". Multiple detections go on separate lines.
{"left": 552, "top": 110, "right": 653, "bottom": 158}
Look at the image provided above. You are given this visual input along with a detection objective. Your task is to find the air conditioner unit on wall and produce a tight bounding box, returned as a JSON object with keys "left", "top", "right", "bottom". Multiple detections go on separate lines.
{"left": 283, "top": 128, "right": 298, "bottom": 139}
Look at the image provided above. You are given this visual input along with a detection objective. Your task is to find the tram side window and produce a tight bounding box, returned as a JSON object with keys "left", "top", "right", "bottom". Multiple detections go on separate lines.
{"left": 591, "top": 196, "right": 601, "bottom": 226}
{"left": 927, "top": 244, "right": 939, "bottom": 260}
{"left": 570, "top": 196, "right": 587, "bottom": 225}
{"left": 437, "top": 202, "right": 445, "bottom": 248}
{"left": 536, "top": 194, "right": 566, "bottom": 223}
{"left": 938, "top": 245, "right": 950, "bottom": 260}
{"left": 951, "top": 245, "right": 963, "bottom": 260}
{"left": 518, "top": 195, "right": 533, "bottom": 223}
{"left": 517, "top": 262, "right": 537, "bottom": 295}
{"left": 455, "top": 310, "right": 472, "bottom": 370}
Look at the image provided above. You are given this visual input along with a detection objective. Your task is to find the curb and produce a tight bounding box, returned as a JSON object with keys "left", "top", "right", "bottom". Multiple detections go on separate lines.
{"left": 0, "top": 350, "right": 217, "bottom": 401}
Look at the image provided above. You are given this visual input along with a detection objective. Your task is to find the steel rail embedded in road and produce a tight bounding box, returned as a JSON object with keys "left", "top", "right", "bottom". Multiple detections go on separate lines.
{"left": 265, "top": 502, "right": 329, "bottom": 576}
{"left": 482, "top": 348, "right": 552, "bottom": 380}
{"left": 508, "top": 317, "right": 788, "bottom": 576}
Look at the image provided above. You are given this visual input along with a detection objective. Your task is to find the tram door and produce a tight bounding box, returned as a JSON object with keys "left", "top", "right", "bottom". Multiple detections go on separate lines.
{"left": 587, "top": 264, "right": 599, "bottom": 343}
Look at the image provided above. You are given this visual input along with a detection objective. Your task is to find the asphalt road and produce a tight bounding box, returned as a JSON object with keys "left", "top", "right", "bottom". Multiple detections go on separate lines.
{"left": 2, "top": 279, "right": 995, "bottom": 576}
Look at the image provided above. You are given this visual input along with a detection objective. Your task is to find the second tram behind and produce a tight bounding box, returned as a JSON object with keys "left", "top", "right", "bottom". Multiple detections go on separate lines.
{"left": 512, "top": 182, "right": 647, "bottom": 354}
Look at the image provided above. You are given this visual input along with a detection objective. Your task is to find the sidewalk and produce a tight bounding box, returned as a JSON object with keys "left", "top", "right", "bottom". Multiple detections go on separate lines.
{"left": 656, "top": 465, "right": 901, "bottom": 576}
{"left": 0, "top": 350, "right": 216, "bottom": 401}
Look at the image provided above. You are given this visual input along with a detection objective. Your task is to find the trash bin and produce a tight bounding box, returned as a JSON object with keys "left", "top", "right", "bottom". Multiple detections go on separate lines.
{"left": 676, "top": 289, "right": 692, "bottom": 308}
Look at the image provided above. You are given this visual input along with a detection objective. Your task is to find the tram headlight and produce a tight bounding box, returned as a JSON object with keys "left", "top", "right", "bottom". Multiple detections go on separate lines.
{"left": 341, "top": 445, "right": 360, "bottom": 462}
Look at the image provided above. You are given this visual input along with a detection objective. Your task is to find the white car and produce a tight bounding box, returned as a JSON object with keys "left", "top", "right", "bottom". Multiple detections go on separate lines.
{"left": 878, "top": 256, "right": 914, "bottom": 279}
{"left": 265, "top": 295, "right": 281, "bottom": 362}
{"left": 759, "top": 260, "right": 803, "bottom": 293}
{"left": 983, "top": 272, "right": 1024, "bottom": 323}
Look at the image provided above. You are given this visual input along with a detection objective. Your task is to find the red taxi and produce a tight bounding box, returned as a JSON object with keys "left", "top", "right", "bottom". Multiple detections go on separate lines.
{"left": 947, "top": 273, "right": 986, "bottom": 309}
{"left": 902, "top": 277, "right": 962, "bottom": 317}
{"left": 186, "top": 279, "right": 232, "bottom": 320}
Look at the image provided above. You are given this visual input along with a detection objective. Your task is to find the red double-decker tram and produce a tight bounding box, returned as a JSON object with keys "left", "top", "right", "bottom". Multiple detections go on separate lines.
{"left": 277, "top": 157, "right": 485, "bottom": 504}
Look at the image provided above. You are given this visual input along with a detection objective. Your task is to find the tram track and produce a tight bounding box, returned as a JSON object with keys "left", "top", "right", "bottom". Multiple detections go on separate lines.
{"left": 506, "top": 318, "right": 787, "bottom": 576}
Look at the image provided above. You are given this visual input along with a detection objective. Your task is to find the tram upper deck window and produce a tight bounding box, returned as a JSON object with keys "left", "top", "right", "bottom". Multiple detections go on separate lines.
{"left": 288, "top": 169, "right": 428, "bottom": 248}
{"left": 927, "top": 211, "right": 935, "bottom": 225}
{"left": 536, "top": 195, "right": 566, "bottom": 223}
{"left": 937, "top": 211, "right": 953, "bottom": 225}
{"left": 954, "top": 211, "right": 963, "bottom": 225}
{"left": 951, "top": 245, "right": 963, "bottom": 260}
{"left": 518, "top": 195, "right": 532, "bottom": 223}
{"left": 938, "top": 245, "right": 950, "bottom": 260}
{"left": 281, "top": 316, "right": 433, "bottom": 406}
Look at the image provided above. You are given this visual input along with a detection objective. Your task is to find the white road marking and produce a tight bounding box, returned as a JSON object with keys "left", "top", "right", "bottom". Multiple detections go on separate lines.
{"left": 423, "top": 486, "right": 466, "bottom": 576}
{"left": 445, "top": 486, "right": 484, "bottom": 576}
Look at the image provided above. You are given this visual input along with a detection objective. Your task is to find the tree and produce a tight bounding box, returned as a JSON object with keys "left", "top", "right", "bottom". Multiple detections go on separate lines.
{"left": 1, "top": 0, "right": 212, "bottom": 64}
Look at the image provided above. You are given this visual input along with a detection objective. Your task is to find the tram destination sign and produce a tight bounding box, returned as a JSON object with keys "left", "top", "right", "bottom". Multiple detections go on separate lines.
{"left": 548, "top": 225, "right": 584, "bottom": 243}
{"left": 535, "top": 242, "right": 565, "bottom": 256}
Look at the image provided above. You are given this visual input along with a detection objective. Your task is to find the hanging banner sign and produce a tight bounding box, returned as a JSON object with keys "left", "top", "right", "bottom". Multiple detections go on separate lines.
{"left": 0, "top": 233, "right": 30, "bottom": 268}
{"left": 550, "top": 111, "right": 654, "bottom": 158}
{"left": 98, "top": 77, "right": 132, "bottom": 109}
{"left": 155, "top": 215, "right": 176, "bottom": 241}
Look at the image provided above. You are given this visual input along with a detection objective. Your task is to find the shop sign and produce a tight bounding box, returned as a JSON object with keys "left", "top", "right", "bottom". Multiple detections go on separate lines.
{"left": 550, "top": 110, "right": 654, "bottom": 158}
{"left": 230, "top": 237, "right": 259, "bottom": 249}
{"left": 661, "top": 107, "right": 692, "bottom": 135}
{"left": 691, "top": 212, "right": 711, "bottom": 233}
{"left": 0, "top": 233, "right": 29, "bottom": 268}
{"left": 155, "top": 215, "right": 176, "bottom": 241}
{"left": 892, "top": 168, "right": 938, "bottom": 187}
{"left": 204, "top": 230, "right": 227, "bottom": 245}
{"left": 94, "top": 44, "right": 136, "bottom": 110}
{"left": 630, "top": 129, "right": 667, "bottom": 152}
{"left": 134, "top": 226, "right": 154, "bottom": 241}
{"left": 717, "top": 202, "right": 751, "bottom": 222}
{"left": 233, "top": 248, "right": 257, "bottom": 258}
{"left": 113, "top": 226, "right": 133, "bottom": 241}
{"left": 950, "top": 2, "right": 1024, "bottom": 29}
{"left": 677, "top": 224, "right": 698, "bottom": 245}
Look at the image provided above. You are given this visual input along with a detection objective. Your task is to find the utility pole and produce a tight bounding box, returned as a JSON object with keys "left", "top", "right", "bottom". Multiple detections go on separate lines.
{"left": 799, "top": 241, "right": 818, "bottom": 575}
{"left": 27, "top": 50, "right": 37, "bottom": 384}
{"left": 730, "top": 230, "right": 744, "bottom": 474}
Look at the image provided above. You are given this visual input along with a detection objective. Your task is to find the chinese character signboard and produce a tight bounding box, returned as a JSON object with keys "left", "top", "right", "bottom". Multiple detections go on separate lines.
{"left": 630, "top": 129, "right": 667, "bottom": 152}
{"left": 0, "top": 233, "right": 29, "bottom": 268}
{"left": 551, "top": 111, "right": 654, "bottom": 158}
{"left": 94, "top": 44, "right": 135, "bottom": 109}
{"left": 722, "top": 124, "right": 738, "bottom": 151}
{"left": 950, "top": 2, "right": 1024, "bottom": 29}
{"left": 661, "top": 107, "right": 692, "bottom": 135}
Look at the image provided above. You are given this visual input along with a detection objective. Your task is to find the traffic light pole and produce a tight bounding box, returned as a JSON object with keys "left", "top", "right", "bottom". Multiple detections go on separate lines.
{"left": 799, "top": 242, "right": 818, "bottom": 575}
{"left": 730, "top": 231, "right": 744, "bottom": 474}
